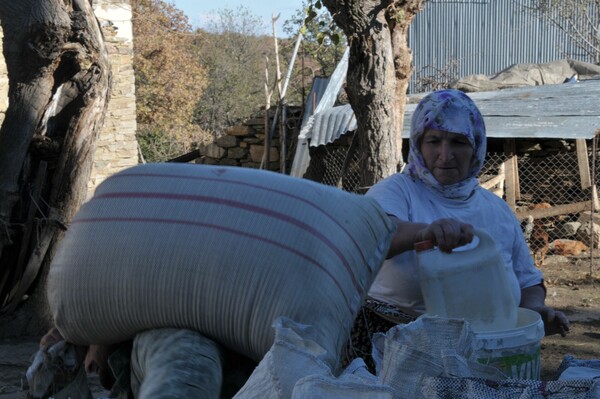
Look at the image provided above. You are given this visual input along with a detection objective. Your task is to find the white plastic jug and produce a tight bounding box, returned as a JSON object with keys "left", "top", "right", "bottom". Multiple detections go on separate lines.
{"left": 415, "top": 229, "right": 518, "bottom": 332}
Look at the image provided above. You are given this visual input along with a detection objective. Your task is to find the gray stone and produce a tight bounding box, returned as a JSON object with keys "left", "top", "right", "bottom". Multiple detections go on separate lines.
{"left": 561, "top": 222, "right": 581, "bottom": 237}
{"left": 576, "top": 211, "right": 600, "bottom": 226}
{"left": 226, "top": 125, "right": 255, "bottom": 137}
{"left": 197, "top": 157, "right": 218, "bottom": 165}
{"left": 576, "top": 221, "right": 600, "bottom": 248}
{"left": 227, "top": 147, "right": 248, "bottom": 159}
{"left": 216, "top": 135, "right": 238, "bottom": 148}
{"left": 243, "top": 138, "right": 262, "bottom": 144}
{"left": 218, "top": 158, "right": 239, "bottom": 166}
{"left": 241, "top": 162, "right": 261, "bottom": 169}
{"left": 243, "top": 118, "right": 264, "bottom": 126}
{"left": 249, "top": 145, "right": 279, "bottom": 163}
{"left": 199, "top": 143, "right": 225, "bottom": 159}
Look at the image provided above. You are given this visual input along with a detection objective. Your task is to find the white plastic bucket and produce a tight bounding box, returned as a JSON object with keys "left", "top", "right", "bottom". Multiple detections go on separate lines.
{"left": 473, "top": 307, "right": 545, "bottom": 380}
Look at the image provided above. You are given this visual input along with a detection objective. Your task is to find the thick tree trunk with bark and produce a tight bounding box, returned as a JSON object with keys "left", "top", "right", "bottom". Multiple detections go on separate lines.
{"left": 0, "top": 0, "right": 111, "bottom": 336}
{"left": 322, "top": 0, "right": 424, "bottom": 188}
{"left": 390, "top": 1, "right": 424, "bottom": 163}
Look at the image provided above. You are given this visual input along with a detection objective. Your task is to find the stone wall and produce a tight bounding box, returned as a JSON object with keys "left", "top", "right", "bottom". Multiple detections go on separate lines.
{"left": 0, "top": 1, "right": 139, "bottom": 198}
{"left": 197, "top": 107, "right": 302, "bottom": 171}
{"left": 89, "top": 0, "right": 139, "bottom": 196}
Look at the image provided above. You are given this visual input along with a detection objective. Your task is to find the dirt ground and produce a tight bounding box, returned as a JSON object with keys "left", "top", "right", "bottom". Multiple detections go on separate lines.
{"left": 536, "top": 253, "right": 600, "bottom": 380}
{"left": 1, "top": 253, "right": 599, "bottom": 398}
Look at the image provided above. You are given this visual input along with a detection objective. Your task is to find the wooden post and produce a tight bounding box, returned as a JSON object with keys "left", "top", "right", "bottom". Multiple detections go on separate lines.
{"left": 576, "top": 139, "right": 592, "bottom": 189}
{"left": 575, "top": 139, "right": 600, "bottom": 210}
{"left": 280, "top": 105, "right": 287, "bottom": 174}
{"left": 480, "top": 162, "right": 505, "bottom": 198}
{"left": 503, "top": 139, "right": 520, "bottom": 210}
{"left": 262, "top": 56, "right": 272, "bottom": 169}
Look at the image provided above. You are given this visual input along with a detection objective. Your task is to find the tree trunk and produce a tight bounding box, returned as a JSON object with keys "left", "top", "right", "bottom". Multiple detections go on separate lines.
{"left": 322, "top": 0, "right": 424, "bottom": 188}
{"left": 390, "top": 1, "right": 424, "bottom": 165}
{"left": 0, "top": 0, "right": 111, "bottom": 336}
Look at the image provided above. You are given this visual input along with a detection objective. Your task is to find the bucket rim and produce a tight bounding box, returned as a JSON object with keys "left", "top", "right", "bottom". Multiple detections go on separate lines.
{"left": 475, "top": 307, "right": 541, "bottom": 334}
{"left": 474, "top": 308, "right": 544, "bottom": 350}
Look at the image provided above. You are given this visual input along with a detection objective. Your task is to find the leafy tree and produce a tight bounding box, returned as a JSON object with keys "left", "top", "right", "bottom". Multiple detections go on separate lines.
{"left": 283, "top": 1, "right": 347, "bottom": 77}
{"left": 193, "top": 7, "right": 274, "bottom": 137}
{"left": 0, "top": 0, "right": 111, "bottom": 334}
{"left": 132, "top": 0, "right": 208, "bottom": 161}
{"left": 280, "top": 1, "right": 347, "bottom": 108}
{"left": 523, "top": 0, "right": 600, "bottom": 64}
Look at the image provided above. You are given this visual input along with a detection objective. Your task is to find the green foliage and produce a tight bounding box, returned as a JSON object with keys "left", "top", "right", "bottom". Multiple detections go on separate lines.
{"left": 283, "top": 1, "right": 346, "bottom": 77}
{"left": 132, "top": 0, "right": 209, "bottom": 161}
{"left": 278, "top": 0, "right": 347, "bottom": 108}
{"left": 136, "top": 126, "right": 191, "bottom": 162}
{"left": 131, "top": 1, "right": 348, "bottom": 159}
{"left": 192, "top": 7, "right": 274, "bottom": 136}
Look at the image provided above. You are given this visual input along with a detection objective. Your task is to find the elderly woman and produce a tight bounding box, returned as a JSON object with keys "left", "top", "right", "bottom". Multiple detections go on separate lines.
{"left": 347, "top": 89, "right": 569, "bottom": 371}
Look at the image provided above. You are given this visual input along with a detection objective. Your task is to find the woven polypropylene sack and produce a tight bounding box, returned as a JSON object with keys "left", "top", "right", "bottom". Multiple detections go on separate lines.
{"left": 421, "top": 377, "right": 599, "bottom": 398}
{"left": 47, "top": 163, "right": 395, "bottom": 367}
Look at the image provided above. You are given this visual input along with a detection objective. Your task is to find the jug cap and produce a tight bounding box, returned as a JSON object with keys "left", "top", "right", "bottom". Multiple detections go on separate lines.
{"left": 414, "top": 240, "right": 434, "bottom": 252}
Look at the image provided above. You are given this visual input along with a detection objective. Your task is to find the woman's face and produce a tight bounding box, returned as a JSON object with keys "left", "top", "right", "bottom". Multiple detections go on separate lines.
{"left": 420, "top": 129, "right": 474, "bottom": 185}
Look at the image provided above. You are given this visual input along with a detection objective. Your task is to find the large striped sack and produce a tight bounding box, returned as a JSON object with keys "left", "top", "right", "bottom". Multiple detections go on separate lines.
{"left": 47, "top": 163, "right": 395, "bottom": 368}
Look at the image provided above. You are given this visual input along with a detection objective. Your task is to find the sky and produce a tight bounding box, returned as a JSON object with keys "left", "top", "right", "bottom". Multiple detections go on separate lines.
{"left": 170, "top": 0, "right": 304, "bottom": 36}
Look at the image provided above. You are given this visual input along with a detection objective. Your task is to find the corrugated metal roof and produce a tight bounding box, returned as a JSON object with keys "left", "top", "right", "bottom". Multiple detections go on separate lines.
{"left": 404, "top": 79, "right": 600, "bottom": 139}
{"left": 301, "top": 77, "right": 330, "bottom": 127}
{"left": 408, "top": 1, "right": 597, "bottom": 93}
{"left": 290, "top": 48, "right": 350, "bottom": 177}
{"left": 301, "top": 79, "right": 600, "bottom": 146}
{"left": 307, "top": 104, "right": 357, "bottom": 147}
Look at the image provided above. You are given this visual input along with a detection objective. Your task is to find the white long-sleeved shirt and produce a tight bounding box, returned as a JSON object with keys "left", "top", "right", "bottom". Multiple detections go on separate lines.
{"left": 366, "top": 173, "right": 543, "bottom": 314}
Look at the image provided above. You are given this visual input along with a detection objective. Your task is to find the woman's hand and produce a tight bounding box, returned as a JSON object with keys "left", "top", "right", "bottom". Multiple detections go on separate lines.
{"left": 386, "top": 217, "right": 473, "bottom": 258}
{"left": 520, "top": 284, "right": 570, "bottom": 337}
{"left": 534, "top": 306, "right": 570, "bottom": 337}
{"left": 416, "top": 218, "right": 474, "bottom": 253}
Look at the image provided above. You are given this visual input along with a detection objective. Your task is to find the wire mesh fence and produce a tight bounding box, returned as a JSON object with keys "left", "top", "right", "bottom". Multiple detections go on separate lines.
{"left": 304, "top": 135, "right": 599, "bottom": 268}
{"left": 303, "top": 132, "right": 363, "bottom": 193}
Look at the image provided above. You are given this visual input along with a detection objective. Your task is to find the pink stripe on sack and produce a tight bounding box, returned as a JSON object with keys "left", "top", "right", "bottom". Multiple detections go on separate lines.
{"left": 94, "top": 191, "right": 362, "bottom": 293}
{"left": 72, "top": 216, "right": 354, "bottom": 312}
{"left": 108, "top": 171, "right": 374, "bottom": 272}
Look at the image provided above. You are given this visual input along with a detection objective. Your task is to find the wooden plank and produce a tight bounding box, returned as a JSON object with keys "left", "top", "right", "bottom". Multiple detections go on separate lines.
{"left": 498, "top": 162, "right": 505, "bottom": 195}
{"left": 491, "top": 188, "right": 503, "bottom": 197}
{"left": 576, "top": 139, "right": 592, "bottom": 189}
{"left": 483, "top": 116, "right": 600, "bottom": 139}
{"left": 503, "top": 139, "right": 518, "bottom": 209}
{"left": 414, "top": 80, "right": 600, "bottom": 115}
{"left": 480, "top": 173, "right": 504, "bottom": 190}
{"left": 479, "top": 163, "right": 507, "bottom": 198}
{"left": 515, "top": 200, "right": 594, "bottom": 221}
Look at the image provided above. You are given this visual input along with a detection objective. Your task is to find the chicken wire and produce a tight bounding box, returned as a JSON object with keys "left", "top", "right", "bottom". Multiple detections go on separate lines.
{"left": 302, "top": 132, "right": 362, "bottom": 193}
{"left": 303, "top": 136, "right": 599, "bottom": 266}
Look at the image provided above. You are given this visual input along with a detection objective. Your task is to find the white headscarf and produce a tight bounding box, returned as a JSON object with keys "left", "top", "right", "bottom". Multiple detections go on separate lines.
{"left": 403, "top": 89, "right": 487, "bottom": 200}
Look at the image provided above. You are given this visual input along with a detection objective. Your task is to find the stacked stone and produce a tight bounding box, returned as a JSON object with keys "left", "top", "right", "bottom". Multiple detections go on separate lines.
{"left": 198, "top": 107, "right": 302, "bottom": 172}
{"left": 88, "top": 0, "right": 139, "bottom": 196}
